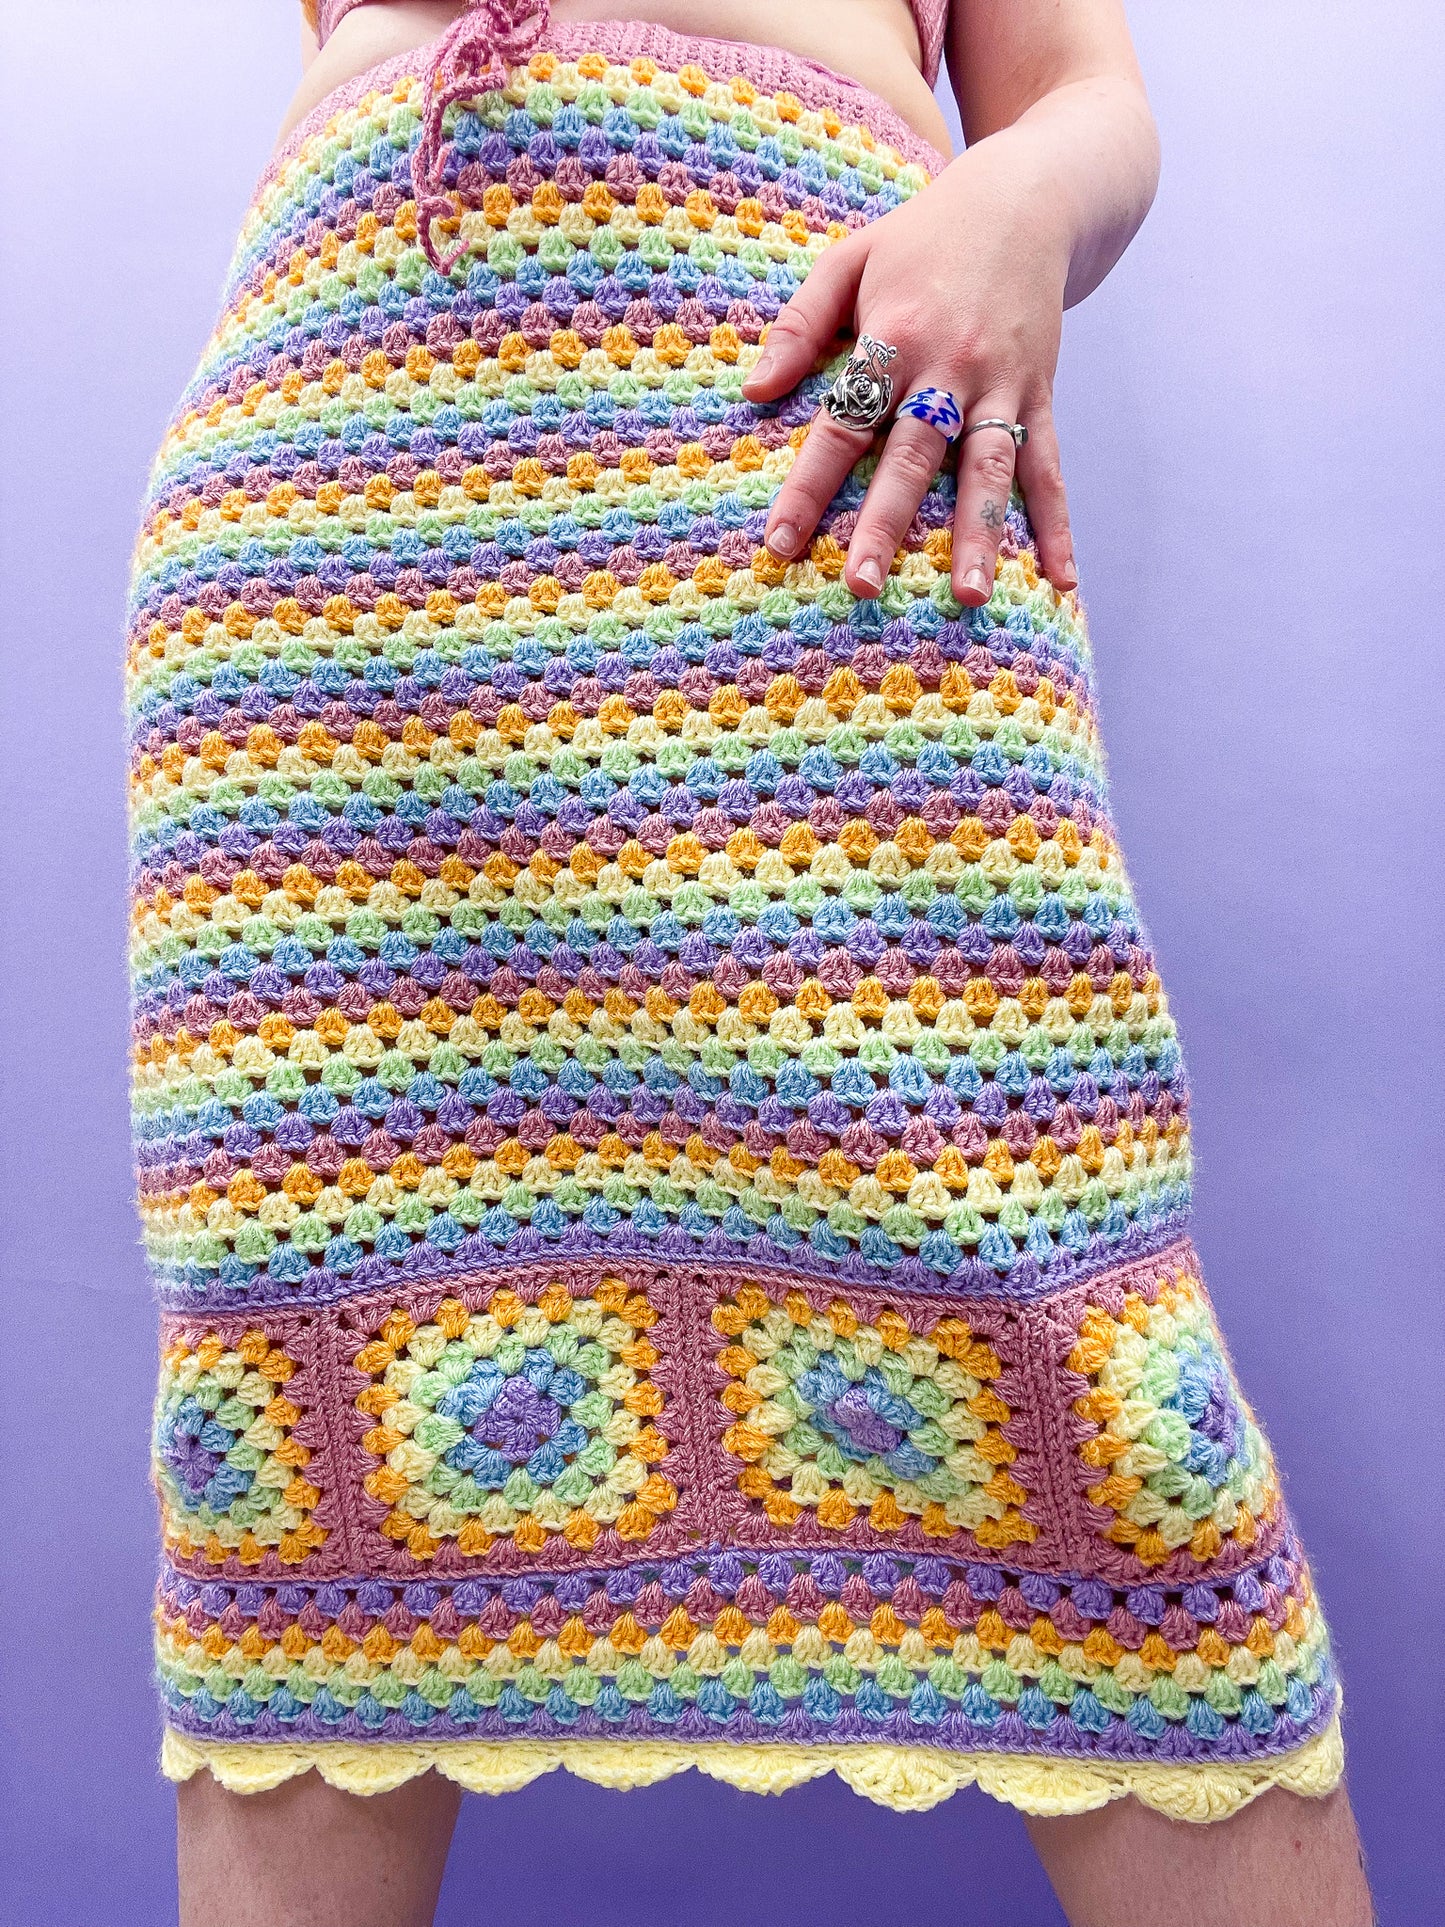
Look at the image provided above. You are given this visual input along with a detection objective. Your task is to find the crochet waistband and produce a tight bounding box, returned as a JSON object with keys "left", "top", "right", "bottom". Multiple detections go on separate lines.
{"left": 280, "top": 0, "right": 949, "bottom": 218}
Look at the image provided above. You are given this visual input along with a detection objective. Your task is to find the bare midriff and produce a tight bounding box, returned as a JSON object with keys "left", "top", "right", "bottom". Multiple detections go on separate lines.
{"left": 280, "top": 0, "right": 953, "bottom": 152}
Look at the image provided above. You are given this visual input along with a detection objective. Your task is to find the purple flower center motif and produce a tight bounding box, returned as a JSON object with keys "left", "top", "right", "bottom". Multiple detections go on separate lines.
{"left": 475, "top": 1376, "right": 563, "bottom": 1464}
{"left": 828, "top": 1386, "right": 905, "bottom": 1457}
{"left": 1171, "top": 1344, "right": 1248, "bottom": 1484}
{"left": 156, "top": 1395, "right": 254, "bottom": 1512}
{"left": 165, "top": 1434, "right": 222, "bottom": 1496}
{"left": 1196, "top": 1372, "right": 1244, "bottom": 1456}
{"left": 795, "top": 1357, "right": 939, "bottom": 1481}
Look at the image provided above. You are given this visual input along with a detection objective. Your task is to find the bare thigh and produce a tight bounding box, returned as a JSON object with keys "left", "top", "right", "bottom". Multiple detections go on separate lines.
{"left": 177, "top": 1769, "right": 461, "bottom": 1927}
{"left": 1026, "top": 1786, "right": 1373, "bottom": 1927}
{"left": 176, "top": 1769, "right": 1374, "bottom": 1927}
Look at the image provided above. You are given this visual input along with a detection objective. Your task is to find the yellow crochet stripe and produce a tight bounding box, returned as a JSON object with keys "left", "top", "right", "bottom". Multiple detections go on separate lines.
{"left": 163, "top": 1714, "right": 1343, "bottom": 1822}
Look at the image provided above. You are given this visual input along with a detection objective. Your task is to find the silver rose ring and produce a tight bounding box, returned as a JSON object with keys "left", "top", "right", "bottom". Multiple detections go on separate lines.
{"left": 820, "top": 334, "right": 899, "bottom": 432}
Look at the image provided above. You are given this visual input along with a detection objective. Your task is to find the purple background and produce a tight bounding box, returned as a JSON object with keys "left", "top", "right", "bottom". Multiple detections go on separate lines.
{"left": 2, "top": 3, "right": 1440, "bottom": 1922}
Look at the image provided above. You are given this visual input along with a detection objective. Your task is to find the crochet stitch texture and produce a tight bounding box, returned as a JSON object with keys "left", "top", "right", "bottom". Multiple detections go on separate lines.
{"left": 129, "top": 29, "right": 1343, "bottom": 1816}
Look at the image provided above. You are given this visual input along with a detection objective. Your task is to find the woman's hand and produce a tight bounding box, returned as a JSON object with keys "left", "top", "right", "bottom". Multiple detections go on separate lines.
{"left": 741, "top": 127, "right": 1080, "bottom": 606}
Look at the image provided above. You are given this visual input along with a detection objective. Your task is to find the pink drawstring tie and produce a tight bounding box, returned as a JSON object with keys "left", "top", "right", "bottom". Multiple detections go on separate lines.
{"left": 414, "top": 0, "right": 552, "bottom": 273}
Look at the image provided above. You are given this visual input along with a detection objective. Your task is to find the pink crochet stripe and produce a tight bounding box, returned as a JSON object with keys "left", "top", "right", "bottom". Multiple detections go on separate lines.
{"left": 289, "top": 16, "right": 950, "bottom": 190}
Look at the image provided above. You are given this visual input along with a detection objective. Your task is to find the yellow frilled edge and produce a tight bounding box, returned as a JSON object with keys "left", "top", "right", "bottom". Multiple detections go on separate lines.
{"left": 163, "top": 1715, "right": 1343, "bottom": 1822}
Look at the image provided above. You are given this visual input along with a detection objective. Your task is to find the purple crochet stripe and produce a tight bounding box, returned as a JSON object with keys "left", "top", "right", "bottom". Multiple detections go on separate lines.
{"left": 156, "top": 1531, "right": 1316, "bottom": 1621}
{"left": 160, "top": 1691, "right": 1339, "bottom": 1761}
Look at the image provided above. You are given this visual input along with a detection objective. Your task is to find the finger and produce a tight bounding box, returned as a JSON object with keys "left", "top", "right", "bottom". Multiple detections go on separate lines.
{"left": 844, "top": 389, "right": 956, "bottom": 597}
{"left": 952, "top": 405, "right": 1023, "bottom": 606}
{"left": 764, "top": 403, "right": 876, "bottom": 561}
{"left": 740, "top": 237, "right": 867, "bottom": 402}
{"left": 1014, "top": 407, "right": 1077, "bottom": 591}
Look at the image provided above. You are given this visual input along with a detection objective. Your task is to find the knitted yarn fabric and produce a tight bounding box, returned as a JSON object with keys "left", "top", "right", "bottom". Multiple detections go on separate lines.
{"left": 128, "top": 31, "right": 1343, "bottom": 1816}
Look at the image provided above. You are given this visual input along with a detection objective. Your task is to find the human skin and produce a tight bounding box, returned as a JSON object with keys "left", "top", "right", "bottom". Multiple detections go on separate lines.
{"left": 176, "top": 1769, "right": 1374, "bottom": 1927}
{"left": 174, "top": 4, "right": 1375, "bottom": 1923}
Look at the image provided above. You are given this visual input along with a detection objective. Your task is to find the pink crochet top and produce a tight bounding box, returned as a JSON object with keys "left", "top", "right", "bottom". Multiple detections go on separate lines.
{"left": 306, "top": 0, "right": 951, "bottom": 87}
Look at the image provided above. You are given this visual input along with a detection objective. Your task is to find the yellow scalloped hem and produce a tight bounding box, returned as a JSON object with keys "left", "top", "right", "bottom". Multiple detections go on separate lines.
{"left": 162, "top": 1716, "right": 1343, "bottom": 1821}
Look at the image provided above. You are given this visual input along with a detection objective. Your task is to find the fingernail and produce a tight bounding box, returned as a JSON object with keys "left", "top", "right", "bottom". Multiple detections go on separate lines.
{"left": 1059, "top": 554, "right": 1077, "bottom": 587}
{"left": 747, "top": 350, "right": 775, "bottom": 388}
{"left": 767, "top": 523, "right": 798, "bottom": 558}
{"left": 961, "top": 566, "right": 989, "bottom": 598}
{"left": 855, "top": 556, "right": 883, "bottom": 592}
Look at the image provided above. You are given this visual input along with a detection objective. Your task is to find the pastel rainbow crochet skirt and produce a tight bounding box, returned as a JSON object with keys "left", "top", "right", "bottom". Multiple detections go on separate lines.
{"left": 127, "top": 25, "right": 1344, "bottom": 1816}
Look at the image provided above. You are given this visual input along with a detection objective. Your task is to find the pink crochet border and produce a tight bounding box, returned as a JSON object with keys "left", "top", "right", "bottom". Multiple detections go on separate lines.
{"left": 265, "top": 15, "right": 950, "bottom": 203}
{"left": 156, "top": 1238, "right": 1288, "bottom": 1590}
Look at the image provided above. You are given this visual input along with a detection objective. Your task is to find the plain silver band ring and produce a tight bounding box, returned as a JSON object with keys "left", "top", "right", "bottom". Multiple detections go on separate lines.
{"left": 962, "top": 417, "right": 1029, "bottom": 448}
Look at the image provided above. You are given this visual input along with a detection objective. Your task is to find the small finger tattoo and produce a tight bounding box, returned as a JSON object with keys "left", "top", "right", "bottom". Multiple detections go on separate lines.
{"left": 979, "top": 499, "right": 1003, "bottom": 530}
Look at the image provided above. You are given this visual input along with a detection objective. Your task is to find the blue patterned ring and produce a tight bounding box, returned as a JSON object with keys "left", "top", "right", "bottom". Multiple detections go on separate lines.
{"left": 895, "top": 386, "right": 965, "bottom": 437}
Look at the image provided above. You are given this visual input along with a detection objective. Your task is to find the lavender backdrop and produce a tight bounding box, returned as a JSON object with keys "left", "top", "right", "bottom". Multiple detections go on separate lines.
{"left": 2, "top": 3, "right": 1440, "bottom": 1922}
